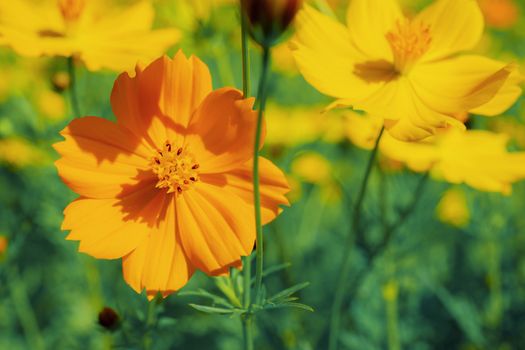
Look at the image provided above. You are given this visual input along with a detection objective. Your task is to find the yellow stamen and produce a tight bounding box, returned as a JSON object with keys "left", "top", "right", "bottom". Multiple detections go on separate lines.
{"left": 150, "top": 141, "right": 200, "bottom": 194}
{"left": 386, "top": 19, "right": 432, "bottom": 73}
{"left": 58, "top": 0, "right": 86, "bottom": 23}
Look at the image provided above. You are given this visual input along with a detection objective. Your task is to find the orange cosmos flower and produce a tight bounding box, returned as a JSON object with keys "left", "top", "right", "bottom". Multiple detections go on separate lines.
{"left": 54, "top": 51, "right": 290, "bottom": 298}
{"left": 0, "top": 0, "right": 179, "bottom": 72}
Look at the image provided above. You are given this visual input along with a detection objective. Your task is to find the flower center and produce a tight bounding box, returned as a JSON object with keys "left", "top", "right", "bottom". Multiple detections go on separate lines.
{"left": 385, "top": 19, "right": 432, "bottom": 73}
{"left": 150, "top": 141, "right": 200, "bottom": 194}
{"left": 58, "top": 0, "right": 86, "bottom": 23}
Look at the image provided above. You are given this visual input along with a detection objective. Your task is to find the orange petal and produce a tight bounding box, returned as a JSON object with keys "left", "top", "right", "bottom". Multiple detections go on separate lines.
{"left": 54, "top": 117, "right": 154, "bottom": 199}
{"left": 202, "top": 157, "right": 290, "bottom": 224}
{"left": 111, "top": 51, "right": 212, "bottom": 148}
{"left": 62, "top": 186, "right": 164, "bottom": 259}
{"left": 185, "top": 88, "right": 260, "bottom": 173}
{"left": 177, "top": 182, "right": 255, "bottom": 274}
{"left": 122, "top": 196, "right": 195, "bottom": 296}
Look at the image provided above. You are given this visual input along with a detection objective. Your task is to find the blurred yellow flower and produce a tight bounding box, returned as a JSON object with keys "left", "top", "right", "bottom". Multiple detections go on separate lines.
{"left": 0, "top": 137, "right": 47, "bottom": 168}
{"left": 265, "top": 104, "right": 345, "bottom": 146}
{"left": 290, "top": 151, "right": 341, "bottom": 203}
{"left": 155, "top": 0, "right": 235, "bottom": 31}
{"left": 344, "top": 112, "right": 383, "bottom": 150}
{"left": 478, "top": 0, "right": 519, "bottom": 29}
{"left": 0, "top": 0, "right": 180, "bottom": 72}
{"left": 382, "top": 280, "right": 399, "bottom": 301}
{"left": 36, "top": 89, "right": 66, "bottom": 121}
{"left": 489, "top": 118, "right": 525, "bottom": 148}
{"left": 291, "top": 152, "right": 331, "bottom": 184}
{"left": 292, "top": 0, "right": 522, "bottom": 141}
{"left": 381, "top": 129, "right": 525, "bottom": 194}
{"left": 436, "top": 188, "right": 470, "bottom": 228}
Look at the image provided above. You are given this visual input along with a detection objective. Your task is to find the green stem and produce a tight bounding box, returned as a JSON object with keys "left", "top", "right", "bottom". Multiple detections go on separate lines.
{"left": 67, "top": 56, "right": 81, "bottom": 117}
{"left": 328, "top": 126, "right": 384, "bottom": 350}
{"left": 242, "top": 315, "right": 254, "bottom": 350}
{"left": 240, "top": 11, "right": 254, "bottom": 350}
{"left": 327, "top": 170, "right": 428, "bottom": 350}
{"left": 143, "top": 297, "right": 159, "bottom": 350}
{"left": 8, "top": 268, "right": 45, "bottom": 350}
{"left": 253, "top": 46, "right": 271, "bottom": 304}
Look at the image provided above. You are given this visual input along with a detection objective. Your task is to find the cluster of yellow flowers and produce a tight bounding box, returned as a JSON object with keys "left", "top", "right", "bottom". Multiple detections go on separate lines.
{"left": 0, "top": 0, "right": 522, "bottom": 300}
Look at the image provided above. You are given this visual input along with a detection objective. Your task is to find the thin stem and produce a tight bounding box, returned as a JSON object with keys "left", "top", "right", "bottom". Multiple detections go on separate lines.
{"left": 253, "top": 46, "right": 271, "bottom": 304}
{"left": 143, "top": 297, "right": 159, "bottom": 350}
{"left": 241, "top": 14, "right": 251, "bottom": 99}
{"left": 242, "top": 316, "right": 254, "bottom": 350}
{"left": 240, "top": 10, "right": 254, "bottom": 350}
{"left": 67, "top": 56, "right": 81, "bottom": 117}
{"left": 8, "top": 268, "right": 45, "bottom": 350}
{"left": 328, "top": 126, "right": 384, "bottom": 350}
{"left": 326, "top": 170, "right": 428, "bottom": 350}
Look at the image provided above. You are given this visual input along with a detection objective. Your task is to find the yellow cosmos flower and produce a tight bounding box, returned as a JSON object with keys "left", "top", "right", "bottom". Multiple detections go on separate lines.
{"left": 0, "top": 0, "right": 180, "bottom": 71}
{"left": 436, "top": 188, "right": 470, "bottom": 228}
{"left": 381, "top": 129, "right": 525, "bottom": 194}
{"left": 54, "top": 52, "right": 290, "bottom": 298}
{"left": 344, "top": 113, "right": 525, "bottom": 193}
{"left": 292, "top": 0, "right": 523, "bottom": 140}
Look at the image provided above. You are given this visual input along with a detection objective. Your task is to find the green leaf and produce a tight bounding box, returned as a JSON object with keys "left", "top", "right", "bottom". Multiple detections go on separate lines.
{"left": 188, "top": 304, "right": 237, "bottom": 315}
{"left": 179, "top": 289, "right": 232, "bottom": 309}
{"left": 250, "top": 262, "right": 292, "bottom": 284}
{"left": 267, "top": 282, "right": 310, "bottom": 302}
{"left": 264, "top": 302, "right": 314, "bottom": 312}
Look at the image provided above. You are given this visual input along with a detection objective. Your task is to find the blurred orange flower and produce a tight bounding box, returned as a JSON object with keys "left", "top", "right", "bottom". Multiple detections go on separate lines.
{"left": 478, "top": 0, "right": 519, "bottom": 29}
{"left": 54, "top": 52, "right": 290, "bottom": 298}
{"left": 0, "top": 0, "right": 180, "bottom": 71}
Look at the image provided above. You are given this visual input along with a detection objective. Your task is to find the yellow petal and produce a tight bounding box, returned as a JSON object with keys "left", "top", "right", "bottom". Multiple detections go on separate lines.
{"left": 380, "top": 132, "right": 440, "bottom": 172}
{"left": 416, "top": 0, "right": 484, "bottom": 61}
{"left": 410, "top": 55, "right": 517, "bottom": 115}
{"left": 470, "top": 67, "right": 523, "bottom": 116}
{"left": 346, "top": 0, "right": 403, "bottom": 61}
{"left": 353, "top": 77, "right": 465, "bottom": 141}
{"left": 291, "top": 5, "right": 382, "bottom": 102}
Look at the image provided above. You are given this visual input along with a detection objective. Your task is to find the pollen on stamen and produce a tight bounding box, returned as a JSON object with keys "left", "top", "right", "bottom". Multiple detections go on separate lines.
{"left": 149, "top": 141, "right": 200, "bottom": 195}
{"left": 386, "top": 19, "right": 432, "bottom": 73}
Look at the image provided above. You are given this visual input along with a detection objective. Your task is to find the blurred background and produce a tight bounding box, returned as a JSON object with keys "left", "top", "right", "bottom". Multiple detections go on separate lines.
{"left": 1, "top": 0, "right": 525, "bottom": 349}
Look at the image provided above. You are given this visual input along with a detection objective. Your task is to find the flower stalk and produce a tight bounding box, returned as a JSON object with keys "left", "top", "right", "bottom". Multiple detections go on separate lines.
{"left": 67, "top": 56, "right": 81, "bottom": 117}
{"left": 240, "top": 9, "right": 254, "bottom": 350}
{"left": 328, "top": 126, "right": 384, "bottom": 350}
{"left": 253, "top": 45, "right": 270, "bottom": 304}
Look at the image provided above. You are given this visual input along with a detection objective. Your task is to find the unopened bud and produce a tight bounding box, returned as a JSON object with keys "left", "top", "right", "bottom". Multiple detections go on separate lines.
{"left": 0, "top": 235, "right": 7, "bottom": 260}
{"left": 52, "top": 71, "right": 70, "bottom": 92}
{"left": 98, "top": 307, "right": 120, "bottom": 331}
{"left": 241, "top": 0, "right": 303, "bottom": 47}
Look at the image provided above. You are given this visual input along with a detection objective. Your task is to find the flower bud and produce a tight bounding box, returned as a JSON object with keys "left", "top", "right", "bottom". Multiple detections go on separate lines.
{"left": 98, "top": 307, "right": 120, "bottom": 331}
{"left": 0, "top": 235, "right": 7, "bottom": 260}
{"left": 241, "top": 0, "right": 303, "bottom": 47}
